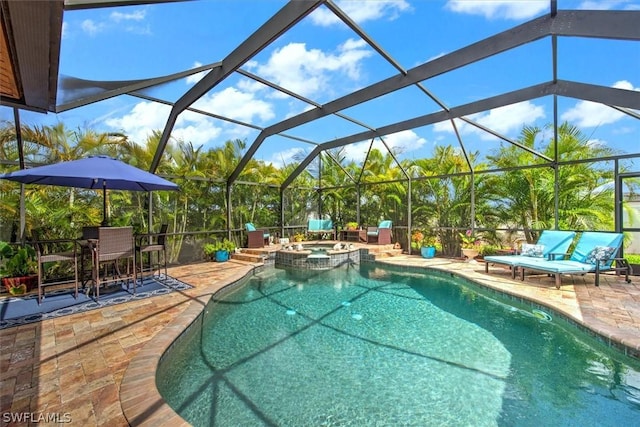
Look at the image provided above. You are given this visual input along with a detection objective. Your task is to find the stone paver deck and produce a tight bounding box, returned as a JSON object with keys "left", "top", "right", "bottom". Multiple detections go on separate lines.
{"left": 1, "top": 252, "right": 638, "bottom": 426}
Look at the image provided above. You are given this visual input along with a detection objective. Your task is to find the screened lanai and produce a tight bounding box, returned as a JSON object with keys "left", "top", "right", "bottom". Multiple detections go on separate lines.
{"left": 0, "top": 0, "right": 639, "bottom": 258}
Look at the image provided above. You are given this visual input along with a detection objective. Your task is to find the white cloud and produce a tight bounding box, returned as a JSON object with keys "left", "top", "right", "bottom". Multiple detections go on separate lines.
{"left": 80, "top": 19, "right": 105, "bottom": 36}
{"left": 105, "top": 101, "right": 171, "bottom": 143}
{"left": 253, "top": 39, "right": 373, "bottom": 99}
{"left": 103, "top": 101, "right": 223, "bottom": 146}
{"left": 110, "top": 9, "right": 146, "bottom": 22}
{"left": 578, "top": 0, "right": 640, "bottom": 10}
{"left": 268, "top": 147, "right": 305, "bottom": 168}
{"left": 433, "top": 101, "right": 546, "bottom": 138}
{"left": 105, "top": 85, "right": 272, "bottom": 146}
{"left": 61, "top": 22, "right": 68, "bottom": 39}
{"left": 446, "top": 0, "right": 548, "bottom": 20}
{"left": 193, "top": 87, "right": 274, "bottom": 123}
{"left": 185, "top": 62, "right": 209, "bottom": 85}
{"left": 79, "top": 8, "right": 148, "bottom": 36}
{"left": 561, "top": 80, "right": 639, "bottom": 127}
{"left": 172, "top": 118, "right": 222, "bottom": 147}
{"left": 310, "top": 0, "right": 411, "bottom": 26}
{"left": 342, "top": 130, "right": 427, "bottom": 163}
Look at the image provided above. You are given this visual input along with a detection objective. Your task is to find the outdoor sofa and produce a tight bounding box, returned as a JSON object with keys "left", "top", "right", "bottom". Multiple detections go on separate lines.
{"left": 307, "top": 219, "right": 335, "bottom": 240}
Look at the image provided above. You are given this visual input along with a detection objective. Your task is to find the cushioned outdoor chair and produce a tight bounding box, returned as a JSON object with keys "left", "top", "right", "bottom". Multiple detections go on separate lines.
{"left": 484, "top": 230, "right": 576, "bottom": 279}
{"left": 246, "top": 223, "right": 270, "bottom": 248}
{"left": 367, "top": 220, "right": 392, "bottom": 244}
{"left": 516, "top": 231, "right": 631, "bottom": 288}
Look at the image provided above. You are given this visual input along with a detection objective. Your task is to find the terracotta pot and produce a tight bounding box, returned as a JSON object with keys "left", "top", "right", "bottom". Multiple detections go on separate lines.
{"left": 2, "top": 275, "right": 37, "bottom": 294}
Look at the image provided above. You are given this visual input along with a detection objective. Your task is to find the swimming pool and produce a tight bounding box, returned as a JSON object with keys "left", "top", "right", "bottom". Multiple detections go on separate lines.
{"left": 156, "top": 264, "right": 640, "bottom": 426}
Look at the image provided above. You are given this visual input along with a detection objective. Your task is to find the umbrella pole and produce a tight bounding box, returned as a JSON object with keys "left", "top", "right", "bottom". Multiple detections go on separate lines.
{"left": 101, "top": 183, "right": 108, "bottom": 226}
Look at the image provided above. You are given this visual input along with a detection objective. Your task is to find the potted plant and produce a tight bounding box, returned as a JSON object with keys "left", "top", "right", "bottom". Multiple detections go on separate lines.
{"left": 624, "top": 253, "right": 640, "bottom": 276}
{"left": 204, "top": 239, "right": 236, "bottom": 262}
{"left": 292, "top": 232, "right": 305, "bottom": 243}
{"left": 0, "top": 241, "right": 38, "bottom": 295}
{"left": 459, "top": 229, "right": 481, "bottom": 260}
{"left": 345, "top": 222, "right": 359, "bottom": 231}
{"left": 412, "top": 230, "right": 437, "bottom": 258}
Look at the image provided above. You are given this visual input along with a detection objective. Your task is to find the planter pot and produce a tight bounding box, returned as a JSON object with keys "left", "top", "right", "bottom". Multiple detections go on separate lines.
{"left": 629, "top": 263, "right": 640, "bottom": 276}
{"left": 2, "top": 275, "right": 37, "bottom": 295}
{"left": 215, "top": 250, "right": 230, "bottom": 262}
{"left": 420, "top": 246, "right": 436, "bottom": 258}
{"left": 461, "top": 248, "right": 479, "bottom": 260}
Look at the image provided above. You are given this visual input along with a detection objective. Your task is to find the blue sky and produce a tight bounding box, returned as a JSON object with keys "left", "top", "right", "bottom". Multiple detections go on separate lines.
{"left": 2, "top": 0, "right": 639, "bottom": 167}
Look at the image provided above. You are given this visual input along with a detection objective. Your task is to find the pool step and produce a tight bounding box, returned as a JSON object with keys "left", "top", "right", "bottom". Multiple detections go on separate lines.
{"left": 373, "top": 248, "right": 404, "bottom": 259}
{"left": 231, "top": 251, "right": 266, "bottom": 263}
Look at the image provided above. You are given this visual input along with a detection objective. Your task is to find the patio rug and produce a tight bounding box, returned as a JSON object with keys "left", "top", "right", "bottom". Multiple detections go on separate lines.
{"left": 0, "top": 274, "right": 192, "bottom": 329}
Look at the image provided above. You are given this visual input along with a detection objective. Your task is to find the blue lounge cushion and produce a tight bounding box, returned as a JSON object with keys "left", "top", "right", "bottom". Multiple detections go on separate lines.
{"left": 308, "top": 219, "right": 333, "bottom": 231}
{"left": 515, "top": 258, "right": 596, "bottom": 274}
{"left": 246, "top": 222, "right": 269, "bottom": 238}
{"left": 568, "top": 232, "right": 623, "bottom": 266}
{"left": 379, "top": 220, "right": 392, "bottom": 229}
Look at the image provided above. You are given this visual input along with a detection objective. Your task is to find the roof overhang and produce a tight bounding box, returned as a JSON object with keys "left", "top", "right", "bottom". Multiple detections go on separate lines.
{"left": 0, "top": 0, "right": 63, "bottom": 113}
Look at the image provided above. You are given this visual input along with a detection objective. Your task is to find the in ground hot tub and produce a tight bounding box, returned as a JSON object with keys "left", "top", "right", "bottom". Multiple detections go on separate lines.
{"left": 275, "top": 243, "right": 360, "bottom": 270}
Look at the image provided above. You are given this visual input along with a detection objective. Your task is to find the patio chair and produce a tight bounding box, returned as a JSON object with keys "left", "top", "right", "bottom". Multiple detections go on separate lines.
{"left": 246, "top": 223, "right": 270, "bottom": 248}
{"left": 33, "top": 230, "right": 78, "bottom": 304}
{"left": 516, "top": 231, "right": 631, "bottom": 288}
{"left": 367, "top": 220, "right": 392, "bottom": 244}
{"left": 137, "top": 224, "right": 168, "bottom": 278}
{"left": 484, "top": 230, "right": 576, "bottom": 279}
{"left": 92, "top": 226, "right": 136, "bottom": 301}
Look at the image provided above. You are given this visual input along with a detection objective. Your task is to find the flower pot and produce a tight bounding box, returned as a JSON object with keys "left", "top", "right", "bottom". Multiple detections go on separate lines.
{"left": 420, "top": 246, "right": 436, "bottom": 258}
{"left": 461, "top": 248, "right": 479, "bottom": 260}
{"left": 2, "top": 275, "right": 37, "bottom": 294}
{"left": 215, "top": 250, "right": 230, "bottom": 262}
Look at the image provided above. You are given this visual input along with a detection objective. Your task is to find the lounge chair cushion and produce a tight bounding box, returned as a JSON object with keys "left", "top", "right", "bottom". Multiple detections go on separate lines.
{"left": 246, "top": 223, "right": 256, "bottom": 232}
{"left": 568, "top": 232, "right": 622, "bottom": 265}
{"left": 585, "top": 246, "right": 617, "bottom": 266}
{"left": 521, "top": 243, "right": 545, "bottom": 257}
{"left": 516, "top": 258, "right": 596, "bottom": 274}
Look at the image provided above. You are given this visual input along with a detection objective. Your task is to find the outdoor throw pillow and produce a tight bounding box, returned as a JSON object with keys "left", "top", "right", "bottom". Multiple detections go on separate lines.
{"left": 521, "top": 243, "right": 545, "bottom": 257}
{"left": 585, "top": 246, "right": 617, "bottom": 266}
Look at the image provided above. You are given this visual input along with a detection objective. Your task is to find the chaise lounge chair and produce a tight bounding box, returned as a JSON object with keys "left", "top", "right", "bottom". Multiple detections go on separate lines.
{"left": 484, "top": 230, "right": 576, "bottom": 279}
{"left": 516, "top": 231, "right": 630, "bottom": 288}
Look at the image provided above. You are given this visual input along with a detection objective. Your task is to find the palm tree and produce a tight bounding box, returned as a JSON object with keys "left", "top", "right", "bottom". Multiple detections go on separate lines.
{"left": 486, "top": 122, "right": 620, "bottom": 242}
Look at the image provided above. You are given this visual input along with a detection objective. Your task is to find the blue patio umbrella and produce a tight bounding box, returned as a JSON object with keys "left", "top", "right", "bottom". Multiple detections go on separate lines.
{"left": 0, "top": 155, "right": 179, "bottom": 225}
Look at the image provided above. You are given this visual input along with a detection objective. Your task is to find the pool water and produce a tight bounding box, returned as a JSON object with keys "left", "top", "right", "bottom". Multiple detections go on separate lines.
{"left": 157, "top": 264, "right": 640, "bottom": 426}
